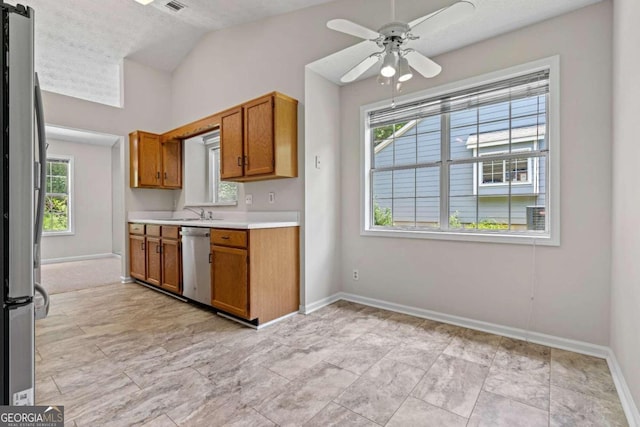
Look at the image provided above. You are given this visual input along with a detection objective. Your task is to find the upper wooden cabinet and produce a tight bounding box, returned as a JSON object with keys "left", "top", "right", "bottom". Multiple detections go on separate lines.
{"left": 129, "top": 131, "right": 182, "bottom": 189}
{"left": 220, "top": 107, "right": 244, "bottom": 180}
{"left": 220, "top": 92, "right": 298, "bottom": 182}
{"left": 130, "top": 91, "right": 297, "bottom": 186}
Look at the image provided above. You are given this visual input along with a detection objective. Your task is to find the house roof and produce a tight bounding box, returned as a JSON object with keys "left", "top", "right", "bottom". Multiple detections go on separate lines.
{"left": 465, "top": 125, "right": 546, "bottom": 149}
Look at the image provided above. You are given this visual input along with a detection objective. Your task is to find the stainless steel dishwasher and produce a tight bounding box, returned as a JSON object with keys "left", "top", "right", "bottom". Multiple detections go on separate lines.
{"left": 181, "top": 227, "right": 211, "bottom": 305}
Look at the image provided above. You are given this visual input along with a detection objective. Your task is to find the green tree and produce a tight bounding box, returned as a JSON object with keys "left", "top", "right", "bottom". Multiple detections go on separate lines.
{"left": 373, "top": 123, "right": 407, "bottom": 147}
{"left": 374, "top": 203, "right": 392, "bottom": 226}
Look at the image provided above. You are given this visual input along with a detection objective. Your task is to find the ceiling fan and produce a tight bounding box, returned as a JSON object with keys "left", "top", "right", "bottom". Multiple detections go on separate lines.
{"left": 327, "top": 0, "right": 475, "bottom": 85}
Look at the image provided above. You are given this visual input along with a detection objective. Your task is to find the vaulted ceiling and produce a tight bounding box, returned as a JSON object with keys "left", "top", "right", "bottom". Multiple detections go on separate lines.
{"left": 10, "top": 0, "right": 602, "bottom": 107}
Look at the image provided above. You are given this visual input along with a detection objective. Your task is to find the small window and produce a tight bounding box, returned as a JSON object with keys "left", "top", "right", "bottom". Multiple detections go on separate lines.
{"left": 478, "top": 151, "right": 532, "bottom": 187}
{"left": 43, "top": 157, "right": 73, "bottom": 234}
{"left": 204, "top": 134, "right": 238, "bottom": 204}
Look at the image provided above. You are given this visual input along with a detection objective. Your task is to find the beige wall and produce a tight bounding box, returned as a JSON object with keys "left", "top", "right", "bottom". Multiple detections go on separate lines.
{"left": 42, "top": 59, "right": 175, "bottom": 274}
{"left": 340, "top": 2, "right": 612, "bottom": 345}
{"left": 611, "top": 0, "right": 640, "bottom": 410}
{"left": 41, "top": 139, "right": 112, "bottom": 260}
{"left": 304, "top": 69, "right": 342, "bottom": 306}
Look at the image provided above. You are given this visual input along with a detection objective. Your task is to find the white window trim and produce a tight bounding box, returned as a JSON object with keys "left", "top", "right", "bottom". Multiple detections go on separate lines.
{"left": 200, "top": 138, "right": 238, "bottom": 207}
{"left": 43, "top": 154, "right": 74, "bottom": 237}
{"left": 360, "top": 56, "right": 560, "bottom": 246}
{"left": 475, "top": 148, "right": 533, "bottom": 189}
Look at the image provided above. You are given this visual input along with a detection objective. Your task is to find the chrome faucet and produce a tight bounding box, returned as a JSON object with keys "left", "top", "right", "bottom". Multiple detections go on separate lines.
{"left": 184, "top": 206, "right": 205, "bottom": 220}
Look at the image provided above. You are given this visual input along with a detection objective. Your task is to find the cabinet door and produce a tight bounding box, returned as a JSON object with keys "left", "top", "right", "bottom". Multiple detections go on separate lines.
{"left": 146, "top": 237, "right": 162, "bottom": 286}
{"left": 220, "top": 108, "right": 244, "bottom": 179}
{"left": 129, "top": 235, "right": 146, "bottom": 281}
{"left": 162, "top": 140, "right": 182, "bottom": 188}
{"left": 211, "top": 245, "right": 249, "bottom": 319}
{"left": 244, "top": 96, "right": 274, "bottom": 176}
{"left": 138, "top": 133, "right": 162, "bottom": 186}
{"left": 161, "top": 239, "right": 181, "bottom": 294}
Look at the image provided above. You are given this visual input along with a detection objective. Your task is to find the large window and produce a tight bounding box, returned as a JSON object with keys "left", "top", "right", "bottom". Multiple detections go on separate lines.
{"left": 43, "top": 156, "right": 73, "bottom": 234}
{"left": 364, "top": 60, "right": 558, "bottom": 245}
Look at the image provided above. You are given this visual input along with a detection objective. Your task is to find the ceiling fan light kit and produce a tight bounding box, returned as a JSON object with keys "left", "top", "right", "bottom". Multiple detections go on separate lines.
{"left": 380, "top": 51, "right": 397, "bottom": 77}
{"left": 327, "top": 0, "right": 475, "bottom": 87}
{"left": 397, "top": 56, "right": 413, "bottom": 82}
{"left": 134, "top": 0, "right": 155, "bottom": 5}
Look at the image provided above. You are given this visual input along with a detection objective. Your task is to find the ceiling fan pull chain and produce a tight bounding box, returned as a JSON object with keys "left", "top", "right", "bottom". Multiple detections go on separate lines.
{"left": 391, "top": 0, "right": 395, "bottom": 21}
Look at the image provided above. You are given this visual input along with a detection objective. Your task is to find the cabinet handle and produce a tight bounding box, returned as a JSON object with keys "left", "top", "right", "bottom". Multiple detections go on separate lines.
{"left": 237, "top": 157, "right": 242, "bottom": 167}
{"left": 156, "top": 245, "right": 161, "bottom": 254}
{"left": 141, "top": 242, "right": 145, "bottom": 251}
{"left": 209, "top": 253, "right": 212, "bottom": 264}
{"left": 244, "top": 155, "right": 248, "bottom": 166}
{"left": 164, "top": 172, "right": 167, "bottom": 180}
{"left": 221, "top": 236, "right": 230, "bottom": 240}
{"left": 156, "top": 172, "right": 160, "bottom": 180}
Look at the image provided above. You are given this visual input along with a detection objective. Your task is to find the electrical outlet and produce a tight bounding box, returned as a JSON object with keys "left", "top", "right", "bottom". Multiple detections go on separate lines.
{"left": 245, "top": 194, "right": 253, "bottom": 205}
{"left": 352, "top": 269, "right": 359, "bottom": 281}
{"left": 268, "top": 192, "right": 275, "bottom": 204}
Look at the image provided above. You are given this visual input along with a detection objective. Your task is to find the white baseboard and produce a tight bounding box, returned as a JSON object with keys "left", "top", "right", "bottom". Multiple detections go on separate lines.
{"left": 41, "top": 253, "right": 120, "bottom": 265}
{"left": 340, "top": 292, "right": 610, "bottom": 358}
{"left": 299, "top": 293, "right": 343, "bottom": 314}
{"left": 303, "top": 291, "right": 637, "bottom": 426}
{"left": 607, "top": 349, "right": 640, "bottom": 427}
{"left": 120, "top": 276, "right": 134, "bottom": 283}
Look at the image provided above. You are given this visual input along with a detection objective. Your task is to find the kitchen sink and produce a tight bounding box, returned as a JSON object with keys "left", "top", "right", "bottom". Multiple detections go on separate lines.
{"left": 169, "top": 218, "right": 225, "bottom": 222}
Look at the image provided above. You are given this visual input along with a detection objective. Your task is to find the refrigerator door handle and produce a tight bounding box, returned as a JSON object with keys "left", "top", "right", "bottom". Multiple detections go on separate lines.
{"left": 34, "top": 282, "right": 49, "bottom": 320}
{"left": 33, "top": 73, "right": 46, "bottom": 269}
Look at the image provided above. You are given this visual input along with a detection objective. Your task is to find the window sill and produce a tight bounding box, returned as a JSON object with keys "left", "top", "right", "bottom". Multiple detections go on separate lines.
{"left": 184, "top": 201, "right": 238, "bottom": 207}
{"left": 43, "top": 231, "right": 75, "bottom": 237}
{"left": 361, "top": 227, "right": 558, "bottom": 246}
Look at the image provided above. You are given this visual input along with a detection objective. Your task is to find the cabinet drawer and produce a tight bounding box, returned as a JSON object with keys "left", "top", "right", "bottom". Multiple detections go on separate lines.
{"left": 129, "top": 223, "right": 145, "bottom": 235}
{"left": 210, "top": 229, "right": 247, "bottom": 248}
{"left": 161, "top": 226, "right": 180, "bottom": 240}
{"left": 146, "top": 225, "right": 161, "bottom": 237}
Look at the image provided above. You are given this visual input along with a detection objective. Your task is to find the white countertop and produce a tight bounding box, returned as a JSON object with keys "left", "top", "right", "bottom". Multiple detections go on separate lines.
{"left": 129, "top": 218, "right": 298, "bottom": 229}
{"left": 128, "top": 210, "right": 300, "bottom": 230}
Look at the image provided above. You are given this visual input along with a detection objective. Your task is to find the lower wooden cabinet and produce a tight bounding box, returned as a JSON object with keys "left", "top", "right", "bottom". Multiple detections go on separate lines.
{"left": 129, "top": 234, "right": 146, "bottom": 281}
{"left": 210, "top": 226, "right": 299, "bottom": 324}
{"left": 210, "top": 245, "right": 249, "bottom": 318}
{"left": 129, "top": 223, "right": 182, "bottom": 295}
{"left": 146, "top": 237, "right": 162, "bottom": 287}
{"left": 161, "top": 239, "right": 182, "bottom": 294}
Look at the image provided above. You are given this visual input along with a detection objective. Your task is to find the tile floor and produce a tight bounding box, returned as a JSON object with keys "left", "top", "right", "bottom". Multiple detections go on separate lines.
{"left": 41, "top": 257, "right": 122, "bottom": 294}
{"left": 35, "top": 283, "right": 628, "bottom": 426}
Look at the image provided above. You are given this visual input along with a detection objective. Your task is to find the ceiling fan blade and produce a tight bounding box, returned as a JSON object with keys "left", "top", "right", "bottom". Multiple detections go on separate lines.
{"left": 327, "top": 19, "right": 380, "bottom": 40}
{"left": 341, "top": 55, "right": 380, "bottom": 83}
{"left": 409, "top": 1, "right": 475, "bottom": 37}
{"left": 405, "top": 51, "right": 442, "bottom": 78}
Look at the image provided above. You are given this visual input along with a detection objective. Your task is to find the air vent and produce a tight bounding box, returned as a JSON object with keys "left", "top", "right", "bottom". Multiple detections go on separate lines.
{"left": 164, "top": 0, "right": 186, "bottom": 12}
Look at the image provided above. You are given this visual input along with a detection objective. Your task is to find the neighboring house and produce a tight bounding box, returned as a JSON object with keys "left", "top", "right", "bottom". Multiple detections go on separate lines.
{"left": 372, "top": 97, "right": 547, "bottom": 230}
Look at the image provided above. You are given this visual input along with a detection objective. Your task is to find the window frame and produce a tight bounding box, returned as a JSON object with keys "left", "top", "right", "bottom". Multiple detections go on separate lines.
{"left": 203, "top": 136, "right": 238, "bottom": 206}
{"left": 361, "top": 56, "right": 560, "bottom": 246}
{"left": 43, "top": 155, "right": 74, "bottom": 236}
{"left": 476, "top": 148, "right": 533, "bottom": 188}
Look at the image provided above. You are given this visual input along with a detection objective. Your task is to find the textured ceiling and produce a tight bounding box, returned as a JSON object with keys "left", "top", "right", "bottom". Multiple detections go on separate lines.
{"left": 309, "top": 0, "right": 602, "bottom": 85}
{"left": 9, "top": 0, "right": 602, "bottom": 107}
{"left": 9, "top": 0, "right": 335, "bottom": 106}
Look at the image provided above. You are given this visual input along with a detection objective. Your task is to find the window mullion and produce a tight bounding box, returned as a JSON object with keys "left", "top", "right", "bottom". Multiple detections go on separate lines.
{"left": 440, "top": 112, "right": 450, "bottom": 230}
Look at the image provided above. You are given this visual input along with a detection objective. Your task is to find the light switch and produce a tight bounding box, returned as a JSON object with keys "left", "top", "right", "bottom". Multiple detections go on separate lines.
{"left": 315, "top": 155, "right": 321, "bottom": 169}
{"left": 268, "top": 192, "right": 275, "bottom": 204}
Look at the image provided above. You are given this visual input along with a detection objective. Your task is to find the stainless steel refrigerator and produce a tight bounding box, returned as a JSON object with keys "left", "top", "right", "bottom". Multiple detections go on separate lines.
{"left": 0, "top": 2, "right": 49, "bottom": 406}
